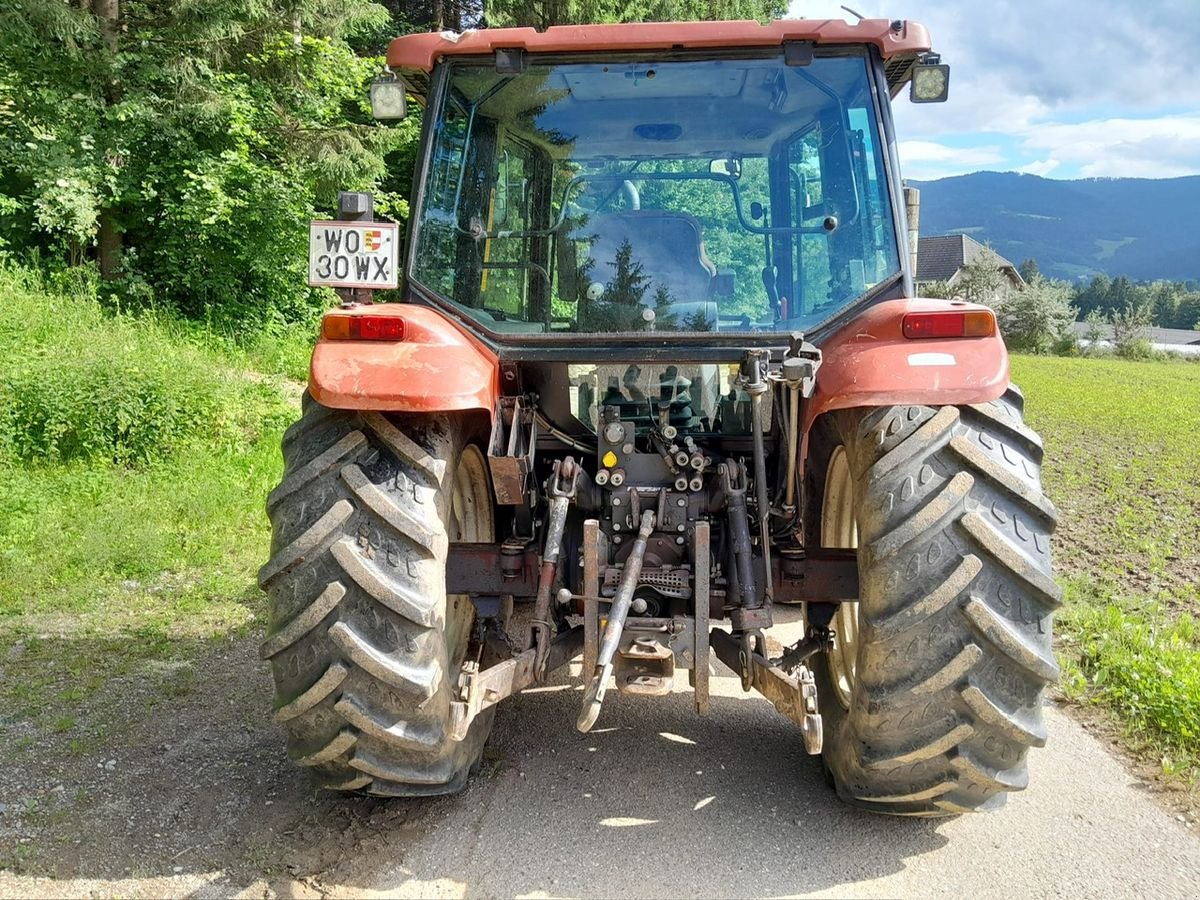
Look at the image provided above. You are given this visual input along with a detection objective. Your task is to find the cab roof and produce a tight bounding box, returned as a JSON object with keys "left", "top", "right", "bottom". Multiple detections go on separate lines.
{"left": 387, "top": 18, "right": 933, "bottom": 104}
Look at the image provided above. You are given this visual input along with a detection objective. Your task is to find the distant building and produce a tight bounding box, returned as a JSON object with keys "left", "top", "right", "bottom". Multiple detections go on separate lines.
{"left": 916, "top": 234, "right": 1025, "bottom": 293}
{"left": 1069, "top": 321, "right": 1200, "bottom": 356}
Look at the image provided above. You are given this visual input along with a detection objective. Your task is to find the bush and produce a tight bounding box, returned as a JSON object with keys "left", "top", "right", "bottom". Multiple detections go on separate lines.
{"left": 1051, "top": 330, "right": 1079, "bottom": 356}
{"left": 996, "top": 275, "right": 1076, "bottom": 354}
{"left": 1112, "top": 301, "right": 1154, "bottom": 359}
{"left": 0, "top": 265, "right": 293, "bottom": 465}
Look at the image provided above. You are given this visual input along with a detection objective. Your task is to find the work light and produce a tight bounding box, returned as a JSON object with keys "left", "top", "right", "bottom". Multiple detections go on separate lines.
{"left": 370, "top": 71, "right": 407, "bottom": 120}
{"left": 910, "top": 55, "right": 950, "bottom": 103}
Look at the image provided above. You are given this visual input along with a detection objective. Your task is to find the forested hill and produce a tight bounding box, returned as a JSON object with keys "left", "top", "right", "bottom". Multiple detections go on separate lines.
{"left": 910, "top": 172, "right": 1200, "bottom": 283}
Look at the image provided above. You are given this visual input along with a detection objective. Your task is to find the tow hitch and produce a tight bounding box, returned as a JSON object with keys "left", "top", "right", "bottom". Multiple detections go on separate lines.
{"left": 710, "top": 629, "right": 825, "bottom": 755}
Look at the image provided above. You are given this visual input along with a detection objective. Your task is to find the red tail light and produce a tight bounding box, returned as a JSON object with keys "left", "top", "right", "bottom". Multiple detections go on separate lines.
{"left": 902, "top": 310, "right": 995, "bottom": 339}
{"left": 322, "top": 313, "right": 406, "bottom": 341}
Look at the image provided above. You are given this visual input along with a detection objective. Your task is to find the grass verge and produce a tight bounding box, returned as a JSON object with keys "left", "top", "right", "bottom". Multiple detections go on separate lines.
{"left": 1013, "top": 355, "right": 1200, "bottom": 780}
{"left": 0, "top": 264, "right": 300, "bottom": 735}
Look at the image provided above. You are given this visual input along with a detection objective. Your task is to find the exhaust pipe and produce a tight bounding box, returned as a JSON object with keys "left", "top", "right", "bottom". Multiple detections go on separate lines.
{"left": 904, "top": 182, "right": 920, "bottom": 279}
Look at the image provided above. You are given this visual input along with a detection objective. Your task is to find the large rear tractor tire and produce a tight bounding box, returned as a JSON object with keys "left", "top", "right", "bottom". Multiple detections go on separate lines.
{"left": 808, "top": 388, "right": 1060, "bottom": 815}
{"left": 258, "top": 392, "right": 496, "bottom": 796}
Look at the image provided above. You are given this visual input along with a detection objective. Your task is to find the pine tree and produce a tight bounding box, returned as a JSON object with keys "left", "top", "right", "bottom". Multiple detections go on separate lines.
{"left": 483, "top": 1, "right": 784, "bottom": 29}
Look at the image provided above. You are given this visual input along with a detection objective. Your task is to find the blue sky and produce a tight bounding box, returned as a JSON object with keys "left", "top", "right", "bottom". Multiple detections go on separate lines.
{"left": 787, "top": 0, "right": 1200, "bottom": 181}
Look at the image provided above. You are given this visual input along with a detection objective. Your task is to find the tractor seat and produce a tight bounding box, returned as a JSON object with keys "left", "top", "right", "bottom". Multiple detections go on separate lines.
{"left": 576, "top": 210, "right": 719, "bottom": 328}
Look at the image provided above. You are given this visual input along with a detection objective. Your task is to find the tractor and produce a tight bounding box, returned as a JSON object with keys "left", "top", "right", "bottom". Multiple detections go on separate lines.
{"left": 260, "top": 18, "right": 1059, "bottom": 816}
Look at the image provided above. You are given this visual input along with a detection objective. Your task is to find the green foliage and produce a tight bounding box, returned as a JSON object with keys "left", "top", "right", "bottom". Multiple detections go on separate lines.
{"left": 1072, "top": 273, "right": 1200, "bottom": 330}
{"left": 1111, "top": 301, "right": 1154, "bottom": 359}
{"left": 0, "top": 265, "right": 294, "bottom": 465}
{"left": 919, "top": 279, "right": 953, "bottom": 299}
{"left": 1081, "top": 309, "right": 1106, "bottom": 356}
{"left": 997, "top": 274, "right": 1075, "bottom": 354}
{"left": 1061, "top": 585, "right": 1200, "bottom": 769}
{"left": 953, "top": 246, "right": 1011, "bottom": 306}
{"left": 1013, "top": 354, "right": 1200, "bottom": 775}
{"left": 580, "top": 239, "right": 667, "bottom": 331}
{"left": 483, "top": 1, "right": 784, "bottom": 28}
{"left": 0, "top": 0, "right": 413, "bottom": 325}
{"left": 0, "top": 261, "right": 294, "bottom": 738}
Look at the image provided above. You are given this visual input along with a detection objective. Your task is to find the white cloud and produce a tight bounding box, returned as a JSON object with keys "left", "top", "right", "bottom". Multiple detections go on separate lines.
{"left": 787, "top": 0, "right": 1200, "bottom": 179}
{"left": 791, "top": 1, "right": 1200, "bottom": 111}
{"left": 896, "top": 140, "right": 1007, "bottom": 179}
{"left": 1022, "top": 115, "right": 1200, "bottom": 178}
{"left": 898, "top": 141, "right": 1005, "bottom": 164}
{"left": 1018, "top": 158, "right": 1061, "bottom": 177}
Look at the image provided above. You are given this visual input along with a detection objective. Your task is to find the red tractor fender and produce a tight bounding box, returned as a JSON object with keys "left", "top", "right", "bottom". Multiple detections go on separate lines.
{"left": 802, "top": 297, "right": 1010, "bottom": 433}
{"left": 309, "top": 304, "right": 500, "bottom": 414}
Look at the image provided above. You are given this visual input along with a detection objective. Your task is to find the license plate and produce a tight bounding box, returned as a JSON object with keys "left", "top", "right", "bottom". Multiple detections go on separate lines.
{"left": 308, "top": 221, "right": 399, "bottom": 289}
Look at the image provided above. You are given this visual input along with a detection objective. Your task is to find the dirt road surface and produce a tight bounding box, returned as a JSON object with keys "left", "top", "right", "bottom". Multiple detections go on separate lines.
{"left": 1, "top": 612, "right": 1197, "bottom": 899}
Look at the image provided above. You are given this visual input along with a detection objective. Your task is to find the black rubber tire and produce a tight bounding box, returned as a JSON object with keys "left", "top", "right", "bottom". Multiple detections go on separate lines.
{"left": 258, "top": 392, "right": 495, "bottom": 796}
{"left": 807, "top": 387, "right": 1060, "bottom": 816}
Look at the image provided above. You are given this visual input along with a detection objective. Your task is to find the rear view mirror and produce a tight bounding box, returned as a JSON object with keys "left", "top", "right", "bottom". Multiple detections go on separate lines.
{"left": 710, "top": 158, "right": 742, "bottom": 179}
{"left": 370, "top": 73, "right": 408, "bottom": 120}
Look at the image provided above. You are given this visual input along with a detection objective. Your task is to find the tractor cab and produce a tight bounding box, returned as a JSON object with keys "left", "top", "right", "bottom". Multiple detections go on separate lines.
{"left": 398, "top": 33, "right": 924, "bottom": 341}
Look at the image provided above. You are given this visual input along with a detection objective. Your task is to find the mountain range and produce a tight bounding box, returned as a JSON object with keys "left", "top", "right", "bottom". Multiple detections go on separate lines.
{"left": 909, "top": 172, "right": 1200, "bottom": 283}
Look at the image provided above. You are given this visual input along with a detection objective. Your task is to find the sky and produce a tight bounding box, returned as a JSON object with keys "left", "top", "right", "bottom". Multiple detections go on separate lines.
{"left": 786, "top": 0, "right": 1200, "bottom": 181}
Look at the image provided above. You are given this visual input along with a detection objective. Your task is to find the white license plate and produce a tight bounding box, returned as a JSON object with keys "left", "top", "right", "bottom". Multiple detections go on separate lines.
{"left": 308, "top": 221, "right": 399, "bottom": 289}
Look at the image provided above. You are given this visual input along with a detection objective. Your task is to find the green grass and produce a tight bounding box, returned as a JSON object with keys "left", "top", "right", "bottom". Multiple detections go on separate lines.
{"left": 0, "top": 264, "right": 303, "bottom": 730}
{"left": 1013, "top": 355, "right": 1200, "bottom": 777}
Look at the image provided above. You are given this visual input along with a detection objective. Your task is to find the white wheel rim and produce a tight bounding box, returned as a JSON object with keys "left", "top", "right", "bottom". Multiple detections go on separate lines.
{"left": 821, "top": 446, "right": 859, "bottom": 711}
{"left": 450, "top": 445, "right": 492, "bottom": 544}
{"left": 446, "top": 445, "right": 493, "bottom": 663}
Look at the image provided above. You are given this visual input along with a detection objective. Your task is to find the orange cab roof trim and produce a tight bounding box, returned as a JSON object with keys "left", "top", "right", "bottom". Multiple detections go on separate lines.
{"left": 386, "top": 18, "right": 933, "bottom": 72}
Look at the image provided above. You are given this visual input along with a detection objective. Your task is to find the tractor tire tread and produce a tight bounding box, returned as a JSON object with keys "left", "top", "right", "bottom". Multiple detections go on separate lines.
{"left": 261, "top": 391, "right": 491, "bottom": 797}
{"left": 816, "top": 387, "right": 1057, "bottom": 816}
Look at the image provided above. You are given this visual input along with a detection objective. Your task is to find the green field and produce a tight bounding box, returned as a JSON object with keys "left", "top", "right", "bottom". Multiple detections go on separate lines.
{"left": 1013, "top": 355, "right": 1200, "bottom": 775}
{"left": 0, "top": 278, "right": 1196, "bottom": 782}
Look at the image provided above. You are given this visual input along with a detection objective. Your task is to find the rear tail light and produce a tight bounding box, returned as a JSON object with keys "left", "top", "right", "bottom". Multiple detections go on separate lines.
{"left": 322, "top": 313, "right": 406, "bottom": 341}
{"left": 902, "top": 309, "right": 995, "bottom": 339}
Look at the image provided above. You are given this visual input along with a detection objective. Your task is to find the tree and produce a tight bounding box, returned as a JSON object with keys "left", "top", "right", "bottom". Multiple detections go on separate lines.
{"left": 650, "top": 285, "right": 678, "bottom": 330}
{"left": 378, "top": 1, "right": 483, "bottom": 34}
{"left": 1148, "top": 281, "right": 1181, "bottom": 327}
{"left": 1173, "top": 292, "right": 1200, "bottom": 331}
{"left": 1072, "top": 273, "right": 1111, "bottom": 318}
{"left": 1081, "top": 309, "right": 1107, "bottom": 356}
{"left": 483, "top": 1, "right": 784, "bottom": 29}
{"left": 580, "top": 238, "right": 661, "bottom": 331}
{"left": 1111, "top": 301, "right": 1154, "bottom": 359}
{"left": 1017, "top": 257, "right": 1040, "bottom": 283}
{"left": 996, "top": 275, "right": 1075, "bottom": 354}
{"left": 919, "top": 280, "right": 953, "bottom": 299}
{"left": 1104, "top": 275, "right": 1139, "bottom": 315}
{"left": 952, "top": 247, "right": 1010, "bottom": 307}
{"left": 0, "top": 0, "right": 408, "bottom": 323}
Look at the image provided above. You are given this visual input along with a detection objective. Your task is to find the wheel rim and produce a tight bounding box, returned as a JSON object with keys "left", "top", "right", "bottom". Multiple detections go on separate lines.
{"left": 449, "top": 445, "right": 492, "bottom": 544}
{"left": 821, "top": 446, "right": 859, "bottom": 711}
{"left": 446, "top": 445, "right": 493, "bottom": 664}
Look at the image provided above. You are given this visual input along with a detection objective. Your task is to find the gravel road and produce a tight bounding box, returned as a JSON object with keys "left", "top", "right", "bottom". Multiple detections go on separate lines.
{"left": 1, "top": 619, "right": 1197, "bottom": 899}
